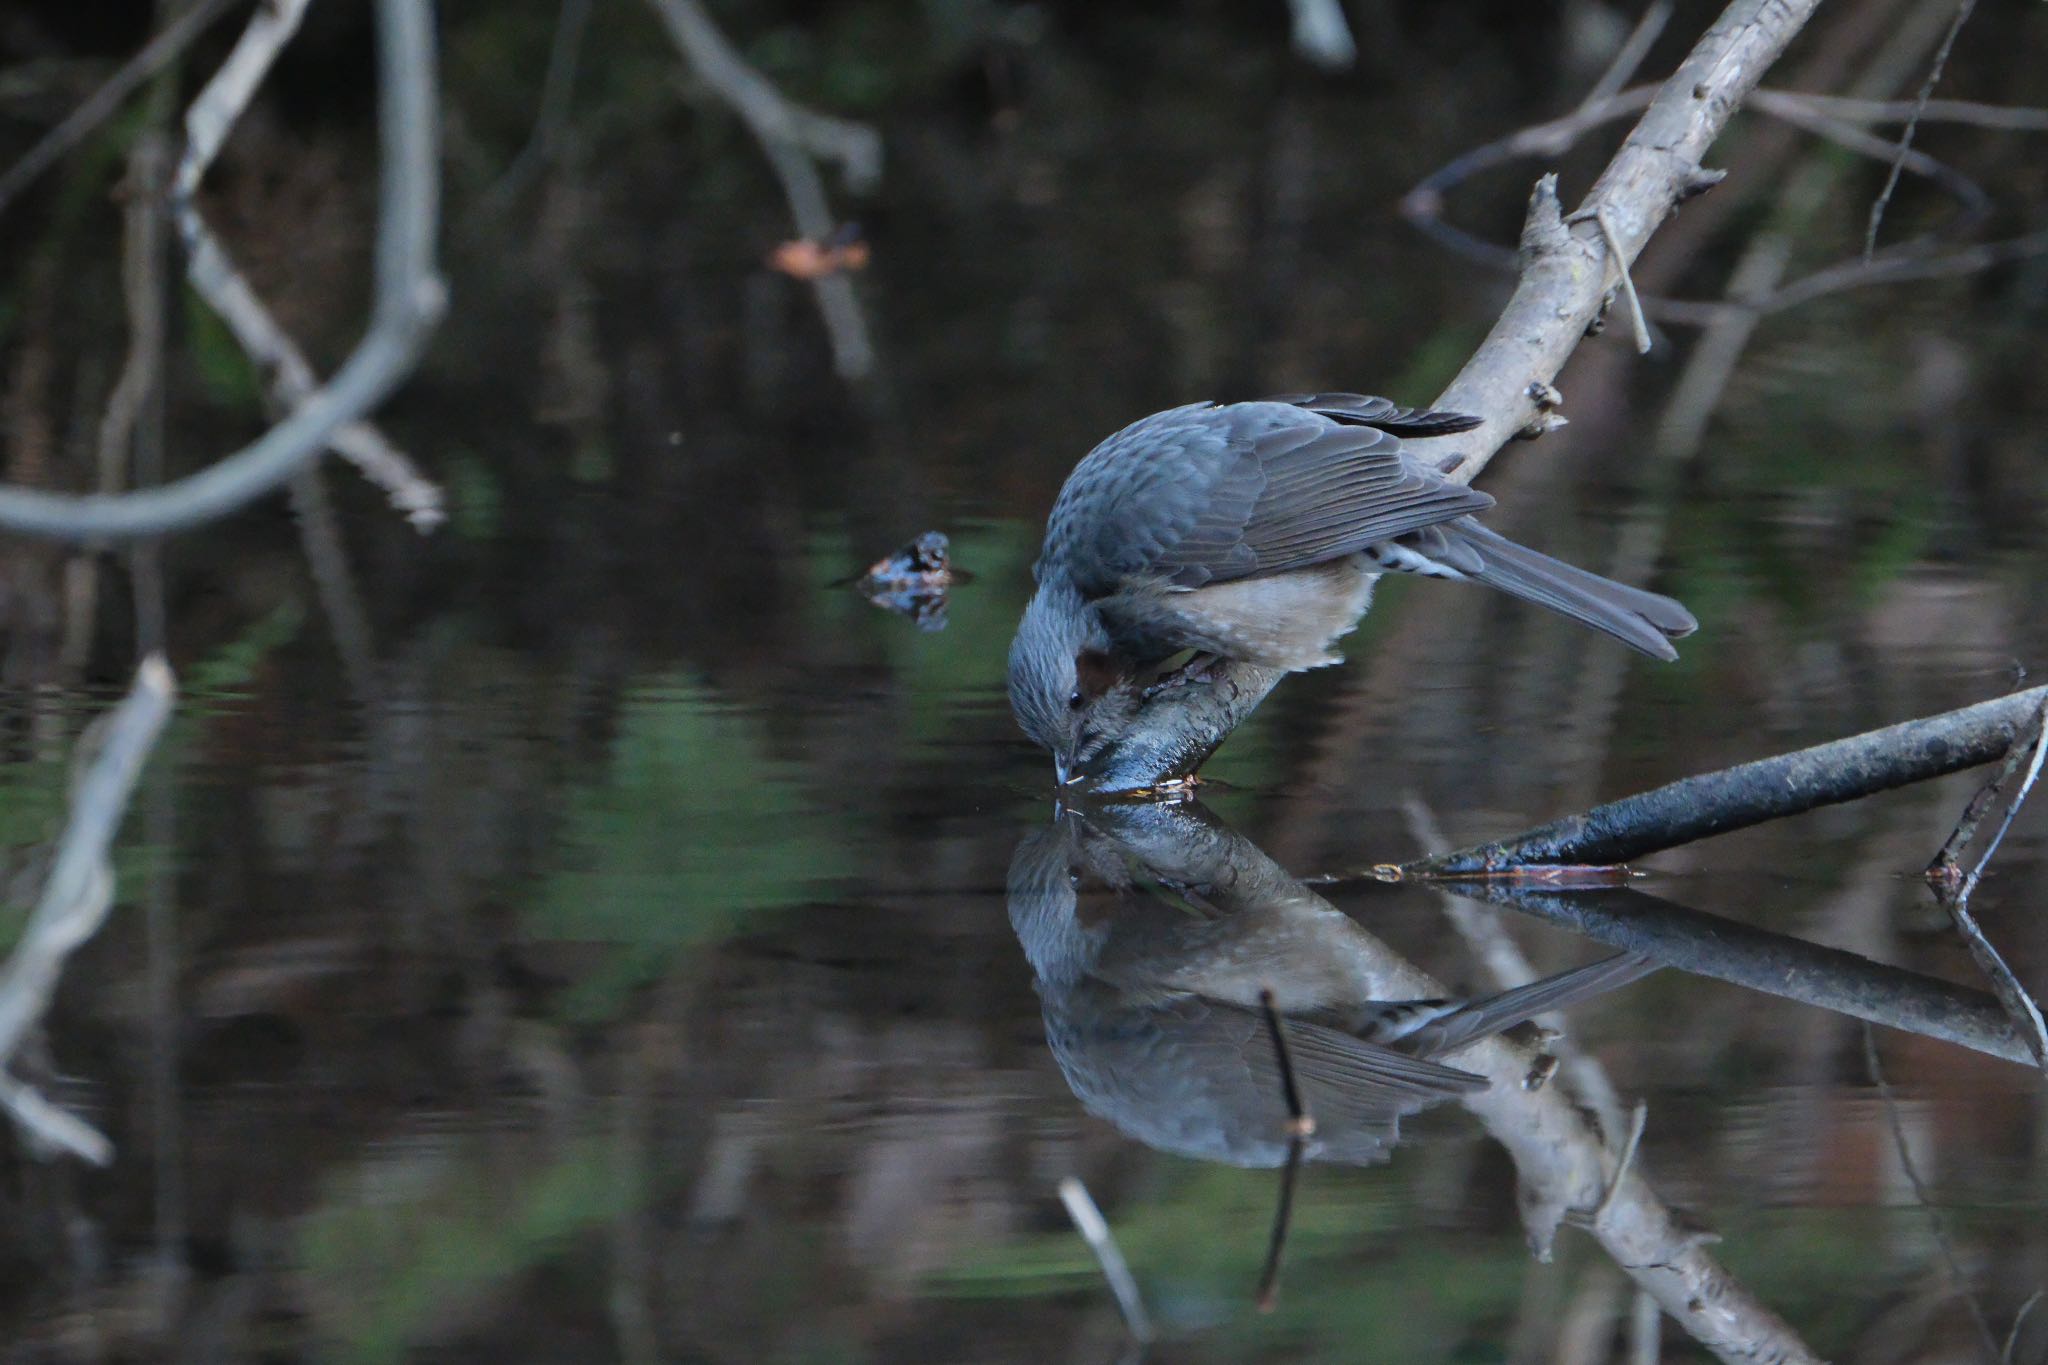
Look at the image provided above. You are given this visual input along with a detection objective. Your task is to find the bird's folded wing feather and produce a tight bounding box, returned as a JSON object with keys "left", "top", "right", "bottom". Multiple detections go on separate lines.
{"left": 1043, "top": 402, "right": 1496, "bottom": 593}
{"left": 1154, "top": 406, "right": 1495, "bottom": 587}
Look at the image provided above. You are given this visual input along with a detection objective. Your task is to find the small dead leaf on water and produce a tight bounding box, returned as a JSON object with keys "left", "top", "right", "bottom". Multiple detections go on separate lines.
{"left": 768, "top": 228, "right": 871, "bottom": 281}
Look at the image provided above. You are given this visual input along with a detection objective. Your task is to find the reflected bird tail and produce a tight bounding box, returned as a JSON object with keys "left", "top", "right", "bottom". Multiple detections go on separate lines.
{"left": 1365, "top": 952, "right": 1661, "bottom": 1058}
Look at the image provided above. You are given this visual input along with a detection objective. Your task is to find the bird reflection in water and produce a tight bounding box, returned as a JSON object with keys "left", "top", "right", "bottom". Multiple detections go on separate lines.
{"left": 1009, "top": 799, "right": 1656, "bottom": 1166}
{"left": 1008, "top": 796, "right": 1657, "bottom": 1306}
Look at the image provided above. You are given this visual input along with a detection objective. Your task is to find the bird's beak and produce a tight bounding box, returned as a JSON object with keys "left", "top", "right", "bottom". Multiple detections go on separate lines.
{"left": 1054, "top": 753, "right": 1081, "bottom": 786}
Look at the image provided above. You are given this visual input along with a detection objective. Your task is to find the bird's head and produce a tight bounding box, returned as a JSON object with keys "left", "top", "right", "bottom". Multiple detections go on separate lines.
{"left": 1008, "top": 580, "right": 1141, "bottom": 784}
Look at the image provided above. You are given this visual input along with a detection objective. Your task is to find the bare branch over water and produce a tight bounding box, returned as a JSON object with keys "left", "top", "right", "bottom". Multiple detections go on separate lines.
{"left": 0, "top": 0, "right": 446, "bottom": 541}
{"left": 0, "top": 657, "right": 177, "bottom": 1164}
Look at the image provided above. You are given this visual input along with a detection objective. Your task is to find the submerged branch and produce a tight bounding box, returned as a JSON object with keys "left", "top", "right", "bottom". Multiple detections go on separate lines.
{"left": 1403, "top": 685, "right": 2048, "bottom": 875}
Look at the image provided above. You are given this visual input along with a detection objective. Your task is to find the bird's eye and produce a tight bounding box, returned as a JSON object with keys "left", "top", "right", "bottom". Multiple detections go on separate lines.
{"left": 1068, "top": 690, "right": 1084, "bottom": 710}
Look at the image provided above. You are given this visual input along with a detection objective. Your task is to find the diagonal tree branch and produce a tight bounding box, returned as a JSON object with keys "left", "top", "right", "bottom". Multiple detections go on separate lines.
{"left": 1088, "top": 0, "right": 1827, "bottom": 792}
{"left": 1401, "top": 685, "right": 2048, "bottom": 876}
{"left": 0, "top": 657, "right": 177, "bottom": 1164}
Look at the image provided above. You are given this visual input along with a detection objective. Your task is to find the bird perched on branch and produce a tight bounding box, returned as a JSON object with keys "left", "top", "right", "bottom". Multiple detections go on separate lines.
{"left": 1008, "top": 393, "right": 1697, "bottom": 783}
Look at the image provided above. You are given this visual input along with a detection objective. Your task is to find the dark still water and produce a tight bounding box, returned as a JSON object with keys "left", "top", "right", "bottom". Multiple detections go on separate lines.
{"left": 5, "top": 2, "right": 2048, "bottom": 1362}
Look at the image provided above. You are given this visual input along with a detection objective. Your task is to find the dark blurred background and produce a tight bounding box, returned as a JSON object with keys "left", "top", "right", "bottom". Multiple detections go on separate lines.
{"left": 2, "top": 1, "right": 2047, "bottom": 1360}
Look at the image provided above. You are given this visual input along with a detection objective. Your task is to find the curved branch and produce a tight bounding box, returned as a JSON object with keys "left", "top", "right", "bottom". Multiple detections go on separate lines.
{"left": 0, "top": 0, "right": 446, "bottom": 541}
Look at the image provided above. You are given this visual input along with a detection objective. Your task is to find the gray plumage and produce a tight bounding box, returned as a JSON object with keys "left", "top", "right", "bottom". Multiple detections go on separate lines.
{"left": 1008, "top": 809, "right": 1659, "bottom": 1168}
{"left": 1010, "top": 394, "right": 1698, "bottom": 780}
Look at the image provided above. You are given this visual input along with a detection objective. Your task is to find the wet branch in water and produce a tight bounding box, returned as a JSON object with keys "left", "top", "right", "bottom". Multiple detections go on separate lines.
{"left": 0, "top": 658, "right": 177, "bottom": 1164}
{"left": 0, "top": 0, "right": 446, "bottom": 541}
{"left": 1400, "top": 684, "right": 2048, "bottom": 876}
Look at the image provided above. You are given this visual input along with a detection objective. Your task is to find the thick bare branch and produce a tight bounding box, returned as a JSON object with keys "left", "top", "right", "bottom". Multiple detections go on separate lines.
{"left": 1422, "top": 0, "right": 1819, "bottom": 477}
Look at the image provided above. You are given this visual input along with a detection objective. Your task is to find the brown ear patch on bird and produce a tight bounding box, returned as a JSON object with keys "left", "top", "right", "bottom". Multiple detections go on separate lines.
{"left": 1074, "top": 649, "right": 1125, "bottom": 701}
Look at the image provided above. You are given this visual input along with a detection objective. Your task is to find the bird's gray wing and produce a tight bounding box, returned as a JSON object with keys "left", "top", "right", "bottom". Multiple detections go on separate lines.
{"left": 1153, "top": 403, "right": 1496, "bottom": 588}
{"left": 1042, "top": 402, "right": 1495, "bottom": 594}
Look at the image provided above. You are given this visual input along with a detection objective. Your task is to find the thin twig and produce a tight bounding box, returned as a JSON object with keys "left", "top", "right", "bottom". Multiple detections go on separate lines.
{"left": 66, "top": 124, "right": 173, "bottom": 674}
{"left": 1774, "top": 90, "right": 2048, "bottom": 130}
{"left": 0, "top": 0, "right": 446, "bottom": 540}
{"left": 1575, "top": 206, "right": 1653, "bottom": 353}
{"left": 1057, "top": 1177, "right": 1155, "bottom": 1344}
{"left": 466, "top": 0, "right": 594, "bottom": 224}
{"left": 1957, "top": 699, "right": 2048, "bottom": 903}
{"left": 1256, "top": 1136, "right": 1306, "bottom": 1315}
{"left": 1579, "top": 1, "right": 1674, "bottom": 113}
{"left": 0, "top": 657, "right": 177, "bottom": 1164}
{"left": 1862, "top": 1024, "right": 2002, "bottom": 1360}
{"left": 1864, "top": 0, "right": 1979, "bottom": 260}
{"left": 169, "top": 0, "right": 445, "bottom": 530}
{"left": 1255, "top": 988, "right": 1313, "bottom": 1313}
{"left": 646, "top": 0, "right": 880, "bottom": 380}
{"left": 1257, "top": 989, "right": 1314, "bottom": 1139}
{"left": 1593, "top": 1102, "right": 1648, "bottom": 1226}
{"left": 1402, "top": 75, "right": 2031, "bottom": 326}
{"left": 0, "top": 0, "right": 241, "bottom": 220}
{"left": 2005, "top": 1289, "right": 2042, "bottom": 1364}
{"left": 1926, "top": 698, "right": 2048, "bottom": 1076}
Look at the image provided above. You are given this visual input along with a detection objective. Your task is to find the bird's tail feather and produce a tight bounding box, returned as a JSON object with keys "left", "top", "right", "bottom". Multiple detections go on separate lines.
{"left": 1415, "top": 519, "right": 1697, "bottom": 661}
{"left": 1404, "top": 952, "right": 1662, "bottom": 1059}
